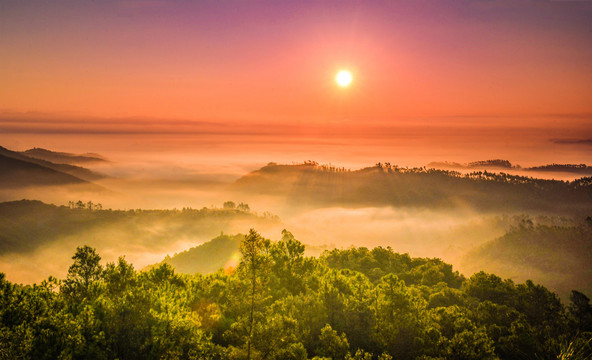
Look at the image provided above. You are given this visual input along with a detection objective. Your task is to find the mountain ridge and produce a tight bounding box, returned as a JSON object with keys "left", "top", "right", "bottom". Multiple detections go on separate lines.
{"left": 0, "top": 153, "right": 91, "bottom": 189}
{"left": 0, "top": 145, "right": 106, "bottom": 182}
{"left": 22, "top": 147, "right": 107, "bottom": 165}
{"left": 232, "top": 162, "right": 592, "bottom": 214}
{"left": 428, "top": 159, "right": 592, "bottom": 175}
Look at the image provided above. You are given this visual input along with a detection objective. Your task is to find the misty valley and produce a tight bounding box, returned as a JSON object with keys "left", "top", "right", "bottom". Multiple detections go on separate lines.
{"left": 3, "top": 1, "right": 592, "bottom": 358}
{"left": 0, "top": 146, "right": 591, "bottom": 359}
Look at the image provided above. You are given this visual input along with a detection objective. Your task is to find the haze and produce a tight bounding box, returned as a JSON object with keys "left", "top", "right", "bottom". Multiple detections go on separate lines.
{"left": 1, "top": 0, "right": 591, "bottom": 300}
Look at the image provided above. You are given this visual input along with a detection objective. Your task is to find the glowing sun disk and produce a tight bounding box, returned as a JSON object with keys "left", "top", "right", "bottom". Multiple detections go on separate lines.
{"left": 336, "top": 70, "right": 353, "bottom": 87}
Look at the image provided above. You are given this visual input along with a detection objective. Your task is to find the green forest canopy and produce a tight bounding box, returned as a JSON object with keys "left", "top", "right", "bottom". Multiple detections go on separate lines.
{"left": 156, "top": 219, "right": 592, "bottom": 300}
{"left": 1, "top": 230, "right": 591, "bottom": 360}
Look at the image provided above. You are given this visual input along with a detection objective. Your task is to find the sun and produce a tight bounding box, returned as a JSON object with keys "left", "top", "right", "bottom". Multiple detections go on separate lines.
{"left": 336, "top": 70, "right": 353, "bottom": 87}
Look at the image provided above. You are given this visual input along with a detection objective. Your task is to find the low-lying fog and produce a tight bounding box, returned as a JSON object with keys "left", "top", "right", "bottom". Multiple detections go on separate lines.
{"left": 0, "top": 168, "right": 509, "bottom": 285}
{"left": 0, "top": 205, "right": 506, "bottom": 285}
{"left": 0, "top": 135, "right": 589, "bottom": 288}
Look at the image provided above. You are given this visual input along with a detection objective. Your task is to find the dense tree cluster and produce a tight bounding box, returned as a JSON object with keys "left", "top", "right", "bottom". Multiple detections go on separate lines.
{"left": 223, "top": 201, "right": 251, "bottom": 212}
{"left": 468, "top": 160, "right": 514, "bottom": 169}
{"left": 67, "top": 200, "right": 103, "bottom": 211}
{"left": 1, "top": 230, "right": 591, "bottom": 359}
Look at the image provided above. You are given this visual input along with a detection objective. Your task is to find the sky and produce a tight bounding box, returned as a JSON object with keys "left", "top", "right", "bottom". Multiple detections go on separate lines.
{"left": 1, "top": 0, "right": 591, "bottom": 169}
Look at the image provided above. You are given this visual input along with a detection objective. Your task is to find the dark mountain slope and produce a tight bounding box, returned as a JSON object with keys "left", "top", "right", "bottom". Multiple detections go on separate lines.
{"left": 526, "top": 164, "right": 592, "bottom": 175}
{"left": 232, "top": 162, "right": 592, "bottom": 214}
{"left": 0, "top": 146, "right": 105, "bottom": 181}
{"left": 428, "top": 159, "right": 592, "bottom": 175}
{"left": 22, "top": 147, "right": 106, "bottom": 165}
{"left": 0, "top": 154, "right": 89, "bottom": 188}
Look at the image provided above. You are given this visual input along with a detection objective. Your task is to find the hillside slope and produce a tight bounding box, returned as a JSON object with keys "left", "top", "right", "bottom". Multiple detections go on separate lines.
{"left": 0, "top": 200, "right": 277, "bottom": 255}
{"left": 157, "top": 234, "right": 243, "bottom": 274}
{"left": 233, "top": 162, "right": 592, "bottom": 214}
{"left": 462, "top": 222, "right": 592, "bottom": 298}
{"left": 0, "top": 154, "right": 89, "bottom": 188}
{"left": 22, "top": 147, "right": 106, "bottom": 165}
{"left": 0, "top": 146, "right": 105, "bottom": 181}
{"left": 428, "top": 159, "right": 592, "bottom": 176}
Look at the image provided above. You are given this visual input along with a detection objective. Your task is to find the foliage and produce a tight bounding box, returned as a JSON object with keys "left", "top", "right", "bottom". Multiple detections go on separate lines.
{"left": 1, "top": 230, "right": 591, "bottom": 359}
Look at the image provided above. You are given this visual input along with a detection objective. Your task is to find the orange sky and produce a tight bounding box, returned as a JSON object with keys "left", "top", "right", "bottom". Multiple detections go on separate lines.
{"left": 1, "top": 1, "right": 591, "bottom": 121}
{"left": 1, "top": 0, "right": 591, "bottom": 167}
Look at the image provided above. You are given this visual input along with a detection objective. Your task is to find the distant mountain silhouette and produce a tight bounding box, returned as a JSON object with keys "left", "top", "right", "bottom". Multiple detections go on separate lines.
{"left": 155, "top": 234, "right": 243, "bottom": 274}
{"left": 526, "top": 163, "right": 592, "bottom": 175}
{"left": 232, "top": 162, "right": 592, "bottom": 214}
{"left": 0, "top": 146, "right": 105, "bottom": 181}
{"left": 428, "top": 159, "right": 592, "bottom": 175}
{"left": 22, "top": 147, "right": 107, "bottom": 165}
{"left": 0, "top": 153, "right": 90, "bottom": 188}
{"left": 427, "top": 159, "right": 516, "bottom": 170}
{"left": 426, "top": 161, "right": 466, "bottom": 169}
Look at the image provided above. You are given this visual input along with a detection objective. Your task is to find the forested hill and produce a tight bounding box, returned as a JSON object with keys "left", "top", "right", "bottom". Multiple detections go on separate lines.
{"left": 0, "top": 200, "right": 279, "bottom": 256}
{"left": 428, "top": 159, "right": 592, "bottom": 175}
{"left": 463, "top": 221, "right": 592, "bottom": 298}
{"left": 157, "top": 220, "right": 591, "bottom": 299}
{"left": 1, "top": 230, "right": 591, "bottom": 359}
{"left": 233, "top": 162, "right": 592, "bottom": 214}
{"left": 154, "top": 233, "right": 242, "bottom": 274}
